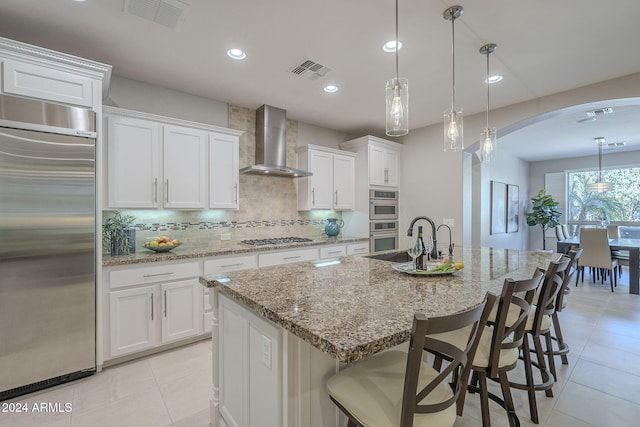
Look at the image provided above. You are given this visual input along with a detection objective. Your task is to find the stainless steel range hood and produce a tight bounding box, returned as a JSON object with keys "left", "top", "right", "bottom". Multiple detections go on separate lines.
{"left": 240, "top": 105, "right": 312, "bottom": 177}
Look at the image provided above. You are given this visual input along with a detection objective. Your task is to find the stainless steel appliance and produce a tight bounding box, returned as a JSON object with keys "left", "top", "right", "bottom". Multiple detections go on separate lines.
{"left": 0, "top": 94, "right": 97, "bottom": 400}
{"left": 369, "top": 189, "right": 399, "bottom": 220}
{"left": 370, "top": 221, "right": 399, "bottom": 252}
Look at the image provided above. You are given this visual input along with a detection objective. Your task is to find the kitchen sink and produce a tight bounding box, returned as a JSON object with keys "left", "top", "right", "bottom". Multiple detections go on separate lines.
{"left": 365, "top": 251, "right": 411, "bottom": 263}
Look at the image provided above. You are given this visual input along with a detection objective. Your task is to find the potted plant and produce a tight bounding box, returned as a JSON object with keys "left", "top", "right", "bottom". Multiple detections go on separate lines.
{"left": 103, "top": 211, "right": 136, "bottom": 255}
{"left": 525, "top": 189, "right": 562, "bottom": 250}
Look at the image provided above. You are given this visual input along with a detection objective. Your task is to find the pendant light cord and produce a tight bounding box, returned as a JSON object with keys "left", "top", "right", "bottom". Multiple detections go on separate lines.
{"left": 451, "top": 15, "right": 456, "bottom": 109}
{"left": 485, "top": 50, "right": 490, "bottom": 130}
{"left": 395, "top": 0, "right": 399, "bottom": 85}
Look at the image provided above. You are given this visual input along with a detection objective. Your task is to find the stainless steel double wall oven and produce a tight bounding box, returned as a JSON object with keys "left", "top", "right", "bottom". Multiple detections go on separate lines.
{"left": 369, "top": 189, "right": 399, "bottom": 252}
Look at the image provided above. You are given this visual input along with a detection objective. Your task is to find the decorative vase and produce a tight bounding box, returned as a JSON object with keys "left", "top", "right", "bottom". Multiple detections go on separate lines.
{"left": 324, "top": 218, "right": 344, "bottom": 237}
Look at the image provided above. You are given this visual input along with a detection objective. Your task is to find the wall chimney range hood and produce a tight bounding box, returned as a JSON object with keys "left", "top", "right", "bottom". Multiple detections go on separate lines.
{"left": 240, "top": 105, "right": 312, "bottom": 178}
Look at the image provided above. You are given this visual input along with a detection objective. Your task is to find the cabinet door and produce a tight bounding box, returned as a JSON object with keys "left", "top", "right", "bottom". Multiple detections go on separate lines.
{"left": 384, "top": 149, "right": 399, "bottom": 187}
{"left": 210, "top": 132, "right": 240, "bottom": 209}
{"left": 107, "top": 116, "right": 160, "bottom": 208}
{"left": 309, "top": 150, "right": 333, "bottom": 209}
{"left": 161, "top": 279, "right": 202, "bottom": 343}
{"left": 109, "top": 286, "right": 156, "bottom": 358}
{"left": 368, "top": 145, "right": 386, "bottom": 186}
{"left": 333, "top": 153, "right": 355, "bottom": 210}
{"left": 163, "top": 125, "right": 208, "bottom": 209}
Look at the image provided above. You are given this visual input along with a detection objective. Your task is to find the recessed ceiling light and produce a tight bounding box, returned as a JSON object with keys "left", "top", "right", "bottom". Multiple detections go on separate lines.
{"left": 71, "top": 0, "right": 88, "bottom": 2}
{"left": 324, "top": 85, "right": 338, "bottom": 93}
{"left": 486, "top": 75, "right": 503, "bottom": 84}
{"left": 382, "top": 40, "right": 402, "bottom": 53}
{"left": 227, "top": 48, "right": 246, "bottom": 60}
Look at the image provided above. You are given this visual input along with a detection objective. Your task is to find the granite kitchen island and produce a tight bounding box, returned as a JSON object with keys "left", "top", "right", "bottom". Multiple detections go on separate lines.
{"left": 200, "top": 246, "right": 560, "bottom": 427}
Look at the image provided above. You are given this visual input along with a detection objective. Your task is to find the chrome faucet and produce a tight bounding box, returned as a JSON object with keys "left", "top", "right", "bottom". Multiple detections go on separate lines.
{"left": 407, "top": 216, "right": 438, "bottom": 260}
{"left": 437, "top": 224, "right": 454, "bottom": 259}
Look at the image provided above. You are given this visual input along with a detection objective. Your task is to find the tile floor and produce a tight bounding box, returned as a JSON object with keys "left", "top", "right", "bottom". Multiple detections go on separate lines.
{"left": 2, "top": 272, "right": 640, "bottom": 427}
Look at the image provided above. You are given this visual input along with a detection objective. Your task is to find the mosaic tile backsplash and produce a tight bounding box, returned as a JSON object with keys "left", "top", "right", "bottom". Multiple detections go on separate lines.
{"left": 103, "top": 104, "right": 343, "bottom": 252}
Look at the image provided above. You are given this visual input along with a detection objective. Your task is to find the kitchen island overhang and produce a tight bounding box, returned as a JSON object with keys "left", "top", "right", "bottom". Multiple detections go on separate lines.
{"left": 199, "top": 247, "right": 561, "bottom": 427}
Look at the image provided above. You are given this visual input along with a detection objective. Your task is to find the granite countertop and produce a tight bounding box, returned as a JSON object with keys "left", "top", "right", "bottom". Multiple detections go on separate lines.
{"left": 200, "top": 247, "right": 561, "bottom": 363}
{"left": 103, "top": 235, "right": 368, "bottom": 267}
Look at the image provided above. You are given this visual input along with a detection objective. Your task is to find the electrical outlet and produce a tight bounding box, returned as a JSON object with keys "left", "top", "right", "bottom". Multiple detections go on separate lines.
{"left": 443, "top": 218, "right": 455, "bottom": 227}
{"left": 262, "top": 335, "right": 272, "bottom": 369}
{"left": 221, "top": 233, "right": 231, "bottom": 241}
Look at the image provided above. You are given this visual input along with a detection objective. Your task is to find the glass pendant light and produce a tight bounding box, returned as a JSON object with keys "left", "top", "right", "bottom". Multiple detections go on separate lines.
{"left": 443, "top": 5, "right": 464, "bottom": 151}
{"left": 585, "top": 137, "right": 614, "bottom": 192}
{"left": 385, "top": 0, "right": 408, "bottom": 137}
{"left": 479, "top": 43, "right": 497, "bottom": 163}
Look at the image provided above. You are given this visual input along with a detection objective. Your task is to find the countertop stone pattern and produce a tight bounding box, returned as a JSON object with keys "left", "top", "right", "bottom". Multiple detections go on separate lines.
{"left": 103, "top": 236, "right": 367, "bottom": 267}
{"left": 200, "top": 247, "right": 561, "bottom": 363}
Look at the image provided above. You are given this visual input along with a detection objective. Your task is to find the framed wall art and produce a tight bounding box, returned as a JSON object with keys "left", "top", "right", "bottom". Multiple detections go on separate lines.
{"left": 507, "top": 184, "right": 520, "bottom": 233}
{"left": 490, "top": 181, "right": 507, "bottom": 235}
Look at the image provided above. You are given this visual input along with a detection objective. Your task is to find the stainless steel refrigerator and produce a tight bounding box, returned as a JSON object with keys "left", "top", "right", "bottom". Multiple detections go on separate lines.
{"left": 0, "top": 94, "right": 97, "bottom": 400}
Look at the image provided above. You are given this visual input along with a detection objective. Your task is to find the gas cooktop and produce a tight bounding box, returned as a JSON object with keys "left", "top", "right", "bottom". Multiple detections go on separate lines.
{"left": 240, "top": 237, "right": 314, "bottom": 246}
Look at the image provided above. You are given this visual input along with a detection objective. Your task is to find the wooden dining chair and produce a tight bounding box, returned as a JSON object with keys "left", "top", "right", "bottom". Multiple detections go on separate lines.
{"left": 325, "top": 293, "right": 496, "bottom": 427}
{"left": 578, "top": 228, "right": 618, "bottom": 292}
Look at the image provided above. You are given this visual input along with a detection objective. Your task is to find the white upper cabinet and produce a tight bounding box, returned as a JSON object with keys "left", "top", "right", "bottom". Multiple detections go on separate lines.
{"left": 104, "top": 107, "right": 242, "bottom": 210}
{"left": 107, "top": 115, "right": 161, "bottom": 208}
{"left": 340, "top": 135, "right": 402, "bottom": 190}
{"left": 209, "top": 132, "right": 239, "bottom": 209}
{"left": 368, "top": 144, "right": 399, "bottom": 187}
{"left": 163, "top": 125, "right": 207, "bottom": 209}
{"left": 297, "top": 145, "right": 355, "bottom": 211}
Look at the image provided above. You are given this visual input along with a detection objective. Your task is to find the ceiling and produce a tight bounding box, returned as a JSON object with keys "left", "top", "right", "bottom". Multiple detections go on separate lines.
{"left": 1, "top": 0, "right": 640, "bottom": 161}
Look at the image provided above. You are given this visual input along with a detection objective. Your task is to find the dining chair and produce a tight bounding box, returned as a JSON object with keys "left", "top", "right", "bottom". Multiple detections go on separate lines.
{"left": 509, "top": 255, "right": 571, "bottom": 424}
{"left": 325, "top": 293, "right": 496, "bottom": 427}
{"left": 554, "top": 225, "right": 565, "bottom": 241}
{"left": 607, "top": 224, "right": 629, "bottom": 277}
{"left": 561, "top": 224, "right": 571, "bottom": 239}
{"left": 578, "top": 228, "right": 618, "bottom": 292}
{"left": 549, "top": 248, "right": 582, "bottom": 374}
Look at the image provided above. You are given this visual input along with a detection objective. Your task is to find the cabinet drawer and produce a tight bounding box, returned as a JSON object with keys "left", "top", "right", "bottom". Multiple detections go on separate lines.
{"left": 2, "top": 59, "right": 93, "bottom": 107}
{"left": 110, "top": 261, "right": 200, "bottom": 289}
{"left": 204, "top": 254, "right": 257, "bottom": 274}
{"left": 319, "top": 245, "right": 346, "bottom": 259}
{"left": 347, "top": 242, "right": 370, "bottom": 255}
{"left": 258, "top": 248, "right": 318, "bottom": 267}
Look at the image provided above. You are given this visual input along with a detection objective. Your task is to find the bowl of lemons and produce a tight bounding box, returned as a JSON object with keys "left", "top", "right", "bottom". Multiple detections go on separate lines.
{"left": 143, "top": 236, "right": 182, "bottom": 252}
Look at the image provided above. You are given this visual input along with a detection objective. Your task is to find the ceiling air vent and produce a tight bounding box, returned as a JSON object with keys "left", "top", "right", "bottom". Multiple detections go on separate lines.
{"left": 605, "top": 141, "right": 626, "bottom": 149}
{"left": 290, "top": 59, "right": 332, "bottom": 80}
{"left": 124, "top": 0, "right": 189, "bottom": 30}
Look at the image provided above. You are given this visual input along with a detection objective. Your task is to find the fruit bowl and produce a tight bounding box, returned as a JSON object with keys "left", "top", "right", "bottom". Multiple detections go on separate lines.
{"left": 142, "top": 243, "right": 182, "bottom": 253}
{"left": 142, "top": 236, "right": 182, "bottom": 252}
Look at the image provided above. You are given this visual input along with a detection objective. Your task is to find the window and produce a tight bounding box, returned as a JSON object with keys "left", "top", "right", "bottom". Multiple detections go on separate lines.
{"left": 568, "top": 167, "right": 640, "bottom": 222}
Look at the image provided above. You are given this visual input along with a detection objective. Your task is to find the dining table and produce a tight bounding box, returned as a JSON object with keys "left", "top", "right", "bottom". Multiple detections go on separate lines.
{"left": 557, "top": 236, "right": 640, "bottom": 295}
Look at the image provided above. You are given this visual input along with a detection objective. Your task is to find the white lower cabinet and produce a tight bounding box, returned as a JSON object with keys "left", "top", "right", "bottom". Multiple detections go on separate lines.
{"left": 347, "top": 242, "right": 369, "bottom": 256}
{"left": 106, "top": 261, "right": 202, "bottom": 360}
{"left": 258, "top": 247, "right": 319, "bottom": 267}
{"left": 220, "top": 294, "right": 282, "bottom": 427}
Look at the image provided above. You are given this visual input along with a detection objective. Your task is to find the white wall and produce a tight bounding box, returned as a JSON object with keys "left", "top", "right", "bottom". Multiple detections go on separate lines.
{"left": 297, "top": 122, "right": 354, "bottom": 149}
{"left": 104, "top": 75, "right": 228, "bottom": 126}
{"left": 400, "top": 72, "right": 640, "bottom": 251}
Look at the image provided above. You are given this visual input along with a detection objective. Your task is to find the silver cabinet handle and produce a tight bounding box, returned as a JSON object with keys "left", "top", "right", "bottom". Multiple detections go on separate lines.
{"left": 143, "top": 272, "right": 175, "bottom": 278}
{"left": 328, "top": 250, "right": 342, "bottom": 255}
{"left": 164, "top": 290, "right": 167, "bottom": 317}
{"left": 384, "top": 168, "right": 389, "bottom": 183}
{"left": 165, "top": 179, "right": 169, "bottom": 203}
{"left": 353, "top": 247, "right": 367, "bottom": 253}
{"left": 335, "top": 190, "right": 338, "bottom": 205}
{"left": 154, "top": 178, "right": 158, "bottom": 203}
{"left": 284, "top": 256, "right": 301, "bottom": 260}
{"left": 151, "top": 294, "right": 154, "bottom": 321}
{"left": 222, "top": 263, "right": 243, "bottom": 268}
{"left": 234, "top": 183, "right": 238, "bottom": 204}
{"left": 312, "top": 188, "right": 315, "bottom": 206}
